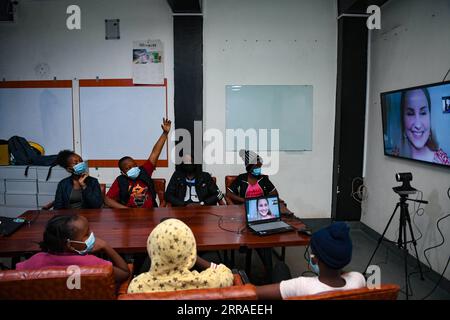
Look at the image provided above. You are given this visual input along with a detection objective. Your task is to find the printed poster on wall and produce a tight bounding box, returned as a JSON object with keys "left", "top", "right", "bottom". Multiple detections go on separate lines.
{"left": 132, "top": 39, "right": 164, "bottom": 84}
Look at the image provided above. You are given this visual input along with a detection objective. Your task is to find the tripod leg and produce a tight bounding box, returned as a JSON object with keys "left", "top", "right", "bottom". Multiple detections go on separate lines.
{"left": 364, "top": 203, "right": 400, "bottom": 274}
{"left": 405, "top": 213, "right": 425, "bottom": 280}
{"left": 403, "top": 220, "right": 409, "bottom": 299}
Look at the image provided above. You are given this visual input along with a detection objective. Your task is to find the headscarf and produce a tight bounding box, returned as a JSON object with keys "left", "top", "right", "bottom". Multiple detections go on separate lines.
{"left": 239, "top": 149, "right": 263, "bottom": 172}
{"left": 127, "top": 219, "right": 234, "bottom": 293}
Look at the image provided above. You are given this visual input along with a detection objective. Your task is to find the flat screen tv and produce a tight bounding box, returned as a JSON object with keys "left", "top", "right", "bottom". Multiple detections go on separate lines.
{"left": 381, "top": 81, "right": 450, "bottom": 168}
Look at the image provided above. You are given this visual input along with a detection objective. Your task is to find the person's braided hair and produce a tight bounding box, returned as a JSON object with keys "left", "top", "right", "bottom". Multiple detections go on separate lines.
{"left": 56, "top": 150, "right": 77, "bottom": 169}
{"left": 39, "top": 215, "right": 78, "bottom": 253}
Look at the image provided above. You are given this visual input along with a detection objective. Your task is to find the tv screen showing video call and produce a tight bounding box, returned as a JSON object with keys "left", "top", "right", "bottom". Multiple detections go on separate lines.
{"left": 381, "top": 81, "right": 450, "bottom": 168}
{"left": 245, "top": 196, "right": 280, "bottom": 223}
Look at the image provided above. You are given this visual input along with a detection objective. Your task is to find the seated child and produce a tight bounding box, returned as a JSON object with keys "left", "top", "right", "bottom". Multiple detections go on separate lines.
{"left": 165, "top": 154, "right": 225, "bottom": 207}
{"left": 16, "top": 214, "right": 130, "bottom": 284}
{"left": 255, "top": 222, "right": 366, "bottom": 299}
{"left": 127, "top": 218, "right": 234, "bottom": 293}
{"left": 53, "top": 150, "right": 103, "bottom": 209}
{"left": 105, "top": 118, "right": 171, "bottom": 208}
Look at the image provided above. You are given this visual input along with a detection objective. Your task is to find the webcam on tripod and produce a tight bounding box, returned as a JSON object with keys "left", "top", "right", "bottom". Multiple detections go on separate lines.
{"left": 393, "top": 172, "right": 417, "bottom": 195}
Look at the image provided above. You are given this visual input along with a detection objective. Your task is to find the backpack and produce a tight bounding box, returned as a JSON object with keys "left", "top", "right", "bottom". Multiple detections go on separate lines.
{"left": 8, "top": 136, "right": 58, "bottom": 180}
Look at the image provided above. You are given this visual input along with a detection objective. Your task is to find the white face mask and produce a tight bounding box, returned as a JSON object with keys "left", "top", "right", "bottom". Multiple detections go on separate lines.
{"left": 67, "top": 232, "right": 96, "bottom": 255}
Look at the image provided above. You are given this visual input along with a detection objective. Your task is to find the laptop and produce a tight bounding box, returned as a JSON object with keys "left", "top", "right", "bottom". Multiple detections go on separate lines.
{"left": 245, "top": 195, "right": 294, "bottom": 236}
{"left": 0, "top": 216, "right": 26, "bottom": 236}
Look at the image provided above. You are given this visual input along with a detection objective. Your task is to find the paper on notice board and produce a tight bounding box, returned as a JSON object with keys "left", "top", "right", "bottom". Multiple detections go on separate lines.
{"left": 132, "top": 40, "right": 164, "bottom": 84}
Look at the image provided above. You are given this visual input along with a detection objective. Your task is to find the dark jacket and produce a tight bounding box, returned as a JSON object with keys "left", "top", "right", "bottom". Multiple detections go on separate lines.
{"left": 54, "top": 176, "right": 103, "bottom": 209}
{"left": 116, "top": 166, "right": 158, "bottom": 208}
{"left": 227, "top": 173, "right": 276, "bottom": 198}
{"left": 165, "top": 171, "right": 224, "bottom": 206}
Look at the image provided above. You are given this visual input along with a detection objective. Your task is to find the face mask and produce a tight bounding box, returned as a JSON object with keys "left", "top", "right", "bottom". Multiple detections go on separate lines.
{"left": 251, "top": 167, "right": 262, "bottom": 176}
{"left": 182, "top": 164, "right": 195, "bottom": 174}
{"left": 72, "top": 162, "right": 87, "bottom": 175}
{"left": 126, "top": 167, "right": 141, "bottom": 180}
{"left": 68, "top": 232, "right": 96, "bottom": 255}
{"left": 309, "top": 256, "right": 320, "bottom": 275}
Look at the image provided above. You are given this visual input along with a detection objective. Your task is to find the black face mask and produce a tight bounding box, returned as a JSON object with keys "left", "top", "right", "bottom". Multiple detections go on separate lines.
{"left": 182, "top": 164, "right": 196, "bottom": 174}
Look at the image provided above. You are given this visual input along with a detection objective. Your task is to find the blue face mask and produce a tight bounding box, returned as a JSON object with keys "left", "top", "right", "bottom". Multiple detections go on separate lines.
{"left": 68, "top": 232, "right": 96, "bottom": 255}
{"left": 251, "top": 167, "right": 262, "bottom": 176}
{"left": 72, "top": 162, "right": 87, "bottom": 175}
{"left": 309, "top": 256, "right": 320, "bottom": 275}
{"left": 126, "top": 166, "right": 141, "bottom": 180}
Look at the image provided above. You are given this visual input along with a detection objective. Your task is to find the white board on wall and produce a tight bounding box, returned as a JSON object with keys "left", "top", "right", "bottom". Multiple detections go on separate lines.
{"left": 79, "top": 84, "right": 167, "bottom": 161}
{"left": 226, "top": 85, "right": 313, "bottom": 151}
{"left": 0, "top": 86, "right": 73, "bottom": 154}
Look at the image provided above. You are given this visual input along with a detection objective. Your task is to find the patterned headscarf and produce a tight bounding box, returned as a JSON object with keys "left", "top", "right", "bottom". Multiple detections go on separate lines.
{"left": 127, "top": 218, "right": 234, "bottom": 293}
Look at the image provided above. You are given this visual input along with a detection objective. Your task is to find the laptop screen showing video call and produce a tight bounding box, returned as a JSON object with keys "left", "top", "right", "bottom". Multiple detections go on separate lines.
{"left": 245, "top": 196, "right": 280, "bottom": 223}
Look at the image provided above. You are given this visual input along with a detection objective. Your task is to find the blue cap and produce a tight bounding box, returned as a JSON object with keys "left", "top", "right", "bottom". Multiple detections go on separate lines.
{"left": 310, "top": 222, "right": 352, "bottom": 269}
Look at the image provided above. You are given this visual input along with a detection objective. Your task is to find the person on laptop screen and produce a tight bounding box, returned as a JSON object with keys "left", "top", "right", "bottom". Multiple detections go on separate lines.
{"left": 247, "top": 197, "right": 278, "bottom": 221}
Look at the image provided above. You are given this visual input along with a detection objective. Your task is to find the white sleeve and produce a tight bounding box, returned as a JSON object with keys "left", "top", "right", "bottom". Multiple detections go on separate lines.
{"left": 280, "top": 277, "right": 306, "bottom": 299}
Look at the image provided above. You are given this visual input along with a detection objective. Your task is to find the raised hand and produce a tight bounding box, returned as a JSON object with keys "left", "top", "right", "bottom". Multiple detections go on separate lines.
{"left": 161, "top": 118, "right": 172, "bottom": 134}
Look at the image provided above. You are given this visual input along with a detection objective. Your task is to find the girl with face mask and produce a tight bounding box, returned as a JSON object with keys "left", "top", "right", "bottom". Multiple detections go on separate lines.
{"left": 16, "top": 215, "right": 129, "bottom": 285}
{"left": 52, "top": 150, "right": 103, "bottom": 210}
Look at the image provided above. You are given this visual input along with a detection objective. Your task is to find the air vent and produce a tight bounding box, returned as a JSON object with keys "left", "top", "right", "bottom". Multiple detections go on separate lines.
{"left": 0, "top": 0, "right": 17, "bottom": 23}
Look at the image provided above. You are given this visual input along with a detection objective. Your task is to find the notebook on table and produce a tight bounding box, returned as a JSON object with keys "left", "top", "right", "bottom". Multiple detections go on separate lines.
{"left": 245, "top": 195, "right": 294, "bottom": 236}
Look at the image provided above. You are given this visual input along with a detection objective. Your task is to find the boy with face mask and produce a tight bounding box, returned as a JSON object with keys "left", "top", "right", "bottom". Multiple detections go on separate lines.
{"left": 105, "top": 118, "right": 171, "bottom": 209}
{"left": 16, "top": 214, "right": 130, "bottom": 285}
{"left": 165, "top": 154, "right": 225, "bottom": 207}
{"left": 255, "top": 222, "right": 366, "bottom": 299}
{"left": 53, "top": 150, "right": 103, "bottom": 209}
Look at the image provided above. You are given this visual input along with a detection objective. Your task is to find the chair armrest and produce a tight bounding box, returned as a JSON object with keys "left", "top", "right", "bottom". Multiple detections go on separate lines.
{"left": 118, "top": 284, "right": 257, "bottom": 300}
{"left": 117, "top": 264, "right": 134, "bottom": 296}
{"left": 225, "top": 196, "right": 235, "bottom": 205}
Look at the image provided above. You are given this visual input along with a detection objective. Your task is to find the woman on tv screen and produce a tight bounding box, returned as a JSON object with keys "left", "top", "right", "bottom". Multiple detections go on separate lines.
{"left": 398, "top": 88, "right": 449, "bottom": 165}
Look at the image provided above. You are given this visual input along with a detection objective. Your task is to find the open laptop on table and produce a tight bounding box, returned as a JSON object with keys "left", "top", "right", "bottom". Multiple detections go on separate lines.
{"left": 245, "top": 195, "right": 294, "bottom": 236}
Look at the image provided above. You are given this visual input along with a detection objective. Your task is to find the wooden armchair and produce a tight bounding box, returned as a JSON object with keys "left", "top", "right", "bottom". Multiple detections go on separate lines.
{"left": 225, "top": 175, "right": 237, "bottom": 205}
{"left": 285, "top": 284, "right": 400, "bottom": 300}
{"left": 0, "top": 264, "right": 134, "bottom": 300}
{"left": 118, "top": 273, "right": 257, "bottom": 300}
{"left": 152, "top": 178, "right": 166, "bottom": 207}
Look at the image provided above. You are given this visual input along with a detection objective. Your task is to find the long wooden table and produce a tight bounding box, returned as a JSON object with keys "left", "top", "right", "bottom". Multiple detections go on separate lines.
{"left": 0, "top": 205, "right": 309, "bottom": 260}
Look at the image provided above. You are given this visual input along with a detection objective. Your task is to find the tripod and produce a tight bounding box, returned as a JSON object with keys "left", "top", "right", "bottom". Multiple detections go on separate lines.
{"left": 365, "top": 193, "right": 427, "bottom": 300}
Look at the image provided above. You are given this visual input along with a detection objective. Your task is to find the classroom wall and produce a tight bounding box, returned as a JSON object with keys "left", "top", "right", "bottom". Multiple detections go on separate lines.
{"left": 1, "top": 0, "right": 338, "bottom": 217}
{"left": 363, "top": 0, "right": 450, "bottom": 280}
{"left": 0, "top": 0, "right": 176, "bottom": 185}
{"left": 203, "top": 0, "right": 338, "bottom": 218}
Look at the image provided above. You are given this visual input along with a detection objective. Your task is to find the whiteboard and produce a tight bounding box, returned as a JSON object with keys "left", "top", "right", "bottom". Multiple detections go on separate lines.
{"left": 80, "top": 86, "right": 167, "bottom": 160}
{"left": 0, "top": 88, "right": 73, "bottom": 154}
{"left": 226, "top": 85, "right": 313, "bottom": 151}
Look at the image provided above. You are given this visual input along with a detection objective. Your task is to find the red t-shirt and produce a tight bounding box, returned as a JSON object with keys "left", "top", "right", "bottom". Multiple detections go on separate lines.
{"left": 107, "top": 160, "right": 155, "bottom": 208}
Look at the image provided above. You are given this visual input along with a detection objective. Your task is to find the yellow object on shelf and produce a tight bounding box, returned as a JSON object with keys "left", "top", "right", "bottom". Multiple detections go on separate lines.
{"left": 0, "top": 144, "right": 9, "bottom": 165}
{"left": 28, "top": 141, "right": 45, "bottom": 155}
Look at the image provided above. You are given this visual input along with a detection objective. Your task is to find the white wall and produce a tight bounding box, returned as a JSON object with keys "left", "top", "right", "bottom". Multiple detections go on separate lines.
{"left": 203, "top": 0, "right": 338, "bottom": 218}
{"left": 0, "top": 0, "right": 338, "bottom": 217}
{"left": 0, "top": 0, "right": 176, "bottom": 185}
{"left": 363, "top": 0, "right": 450, "bottom": 280}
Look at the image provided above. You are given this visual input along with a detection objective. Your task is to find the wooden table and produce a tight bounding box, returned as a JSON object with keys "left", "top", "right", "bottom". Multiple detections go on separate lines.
{"left": 0, "top": 205, "right": 310, "bottom": 273}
